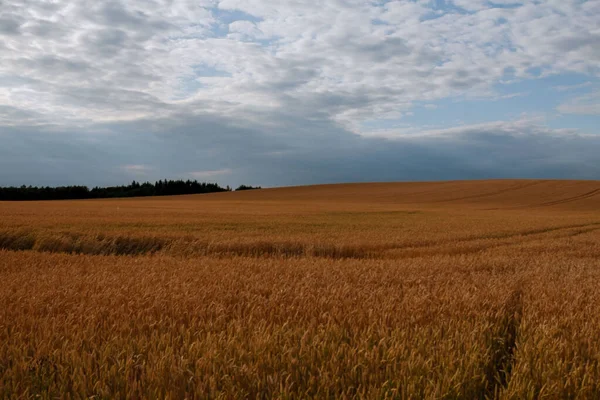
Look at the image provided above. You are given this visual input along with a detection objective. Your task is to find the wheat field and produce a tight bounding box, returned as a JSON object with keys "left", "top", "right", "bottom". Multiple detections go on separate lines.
{"left": 1, "top": 179, "right": 600, "bottom": 399}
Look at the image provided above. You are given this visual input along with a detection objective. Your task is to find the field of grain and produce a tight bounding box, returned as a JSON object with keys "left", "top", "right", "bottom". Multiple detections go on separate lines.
{"left": 1, "top": 179, "right": 600, "bottom": 398}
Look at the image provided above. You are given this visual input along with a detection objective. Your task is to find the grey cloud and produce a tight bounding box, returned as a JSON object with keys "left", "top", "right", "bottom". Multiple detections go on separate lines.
{"left": 327, "top": 35, "right": 412, "bottom": 64}
{"left": 81, "top": 29, "right": 130, "bottom": 57}
{"left": 1, "top": 112, "right": 598, "bottom": 187}
{"left": 357, "top": 37, "right": 411, "bottom": 62}
{"left": 0, "top": 15, "right": 22, "bottom": 35}
{"left": 16, "top": 56, "right": 92, "bottom": 77}
{"left": 85, "top": 1, "right": 175, "bottom": 40}
{"left": 24, "top": 19, "right": 69, "bottom": 38}
{"left": 0, "top": 126, "right": 127, "bottom": 186}
{"left": 259, "top": 66, "right": 319, "bottom": 92}
{"left": 0, "top": 105, "right": 45, "bottom": 124}
{"left": 554, "top": 33, "right": 600, "bottom": 59}
{"left": 55, "top": 87, "right": 172, "bottom": 115}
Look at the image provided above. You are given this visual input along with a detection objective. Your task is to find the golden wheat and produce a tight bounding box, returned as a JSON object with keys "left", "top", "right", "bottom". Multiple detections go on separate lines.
{"left": 1, "top": 180, "right": 599, "bottom": 398}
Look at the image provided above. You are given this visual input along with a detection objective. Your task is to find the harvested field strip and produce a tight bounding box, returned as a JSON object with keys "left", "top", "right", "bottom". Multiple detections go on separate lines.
{"left": 1, "top": 222, "right": 600, "bottom": 259}
{"left": 0, "top": 231, "right": 166, "bottom": 256}
{"left": 0, "top": 230, "right": 377, "bottom": 259}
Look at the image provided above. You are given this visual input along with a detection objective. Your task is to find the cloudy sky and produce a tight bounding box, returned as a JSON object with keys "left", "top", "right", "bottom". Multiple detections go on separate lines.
{"left": 1, "top": 0, "right": 599, "bottom": 187}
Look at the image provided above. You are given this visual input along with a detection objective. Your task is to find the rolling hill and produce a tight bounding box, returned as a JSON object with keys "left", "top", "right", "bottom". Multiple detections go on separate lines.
{"left": 177, "top": 179, "right": 600, "bottom": 211}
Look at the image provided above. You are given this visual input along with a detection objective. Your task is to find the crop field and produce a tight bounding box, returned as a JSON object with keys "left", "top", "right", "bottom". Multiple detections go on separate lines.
{"left": 1, "top": 179, "right": 600, "bottom": 398}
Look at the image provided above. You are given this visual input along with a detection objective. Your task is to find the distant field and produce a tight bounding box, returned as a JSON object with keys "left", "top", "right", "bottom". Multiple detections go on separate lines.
{"left": 1, "top": 180, "right": 600, "bottom": 398}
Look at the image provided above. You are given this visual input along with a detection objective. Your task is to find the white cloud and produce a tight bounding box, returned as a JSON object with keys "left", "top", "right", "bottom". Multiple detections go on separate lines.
{"left": 557, "top": 91, "right": 600, "bottom": 115}
{"left": 452, "top": 0, "right": 524, "bottom": 12}
{"left": 357, "top": 116, "right": 573, "bottom": 139}
{"left": 0, "top": 0, "right": 598, "bottom": 127}
{"left": 189, "top": 169, "right": 232, "bottom": 179}
{"left": 122, "top": 164, "right": 154, "bottom": 174}
{"left": 228, "top": 20, "right": 265, "bottom": 41}
{"left": 554, "top": 82, "right": 593, "bottom": 92}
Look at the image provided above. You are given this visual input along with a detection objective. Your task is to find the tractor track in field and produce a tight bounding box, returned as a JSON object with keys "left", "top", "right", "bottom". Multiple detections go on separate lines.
{"left": 382, "top": 223, "right": 600, "bottom": 259}
{"left": 482, "top": 289, "right": 523, "bottom": 399}
{"left": 426, "top": 181, "right": 545, "bottom": 204}
{"left": 530, "top": 188, "right": 600, "bottom": 208}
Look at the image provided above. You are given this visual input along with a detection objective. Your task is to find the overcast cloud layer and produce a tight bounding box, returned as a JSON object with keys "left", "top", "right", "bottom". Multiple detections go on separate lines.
{"left": 1, "top": 0, "right": 599, "bottom": 187}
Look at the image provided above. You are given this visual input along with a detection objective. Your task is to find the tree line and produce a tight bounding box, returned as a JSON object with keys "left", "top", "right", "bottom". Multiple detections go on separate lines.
{"left": 0, "top": 180, "right": 261, "bottom": 201}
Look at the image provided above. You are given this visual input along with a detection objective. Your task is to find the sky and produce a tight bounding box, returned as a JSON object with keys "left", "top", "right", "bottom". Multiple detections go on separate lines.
{"left": 0, "top": 0, "right": 599, "bottom": 188}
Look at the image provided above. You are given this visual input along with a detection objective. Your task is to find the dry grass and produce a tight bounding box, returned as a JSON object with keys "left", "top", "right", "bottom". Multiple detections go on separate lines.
{"left": 1, "top": 179, "right": 600, "bottom": 398}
